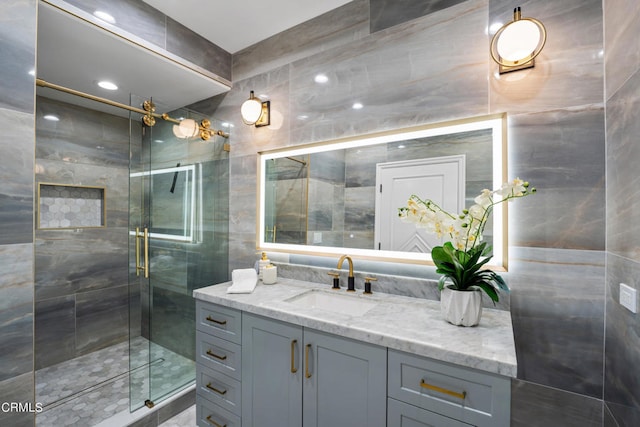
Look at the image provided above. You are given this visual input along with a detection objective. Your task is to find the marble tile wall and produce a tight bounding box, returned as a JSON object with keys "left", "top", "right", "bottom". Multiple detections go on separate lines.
{"left": 369, "top": 0, "right": 468, "bottom": 33}
{"left": 34, "top": 96, "right": 130, "bottom": 369}
{"left": 511, "top": 379, "right": 602, "bottom": 427}
{"left": 190, "top": 0, "right": 612, "bottom": 424}
{"left": 604, "top": 0, "right": 640, "bottom": 423}
{"left": 0, "top": 0, "right": 37, "bottom": 425}
{"left": 0, "top": 0, "right": 37, "bottom": 244}
{"left": 232, "top": 0, "right": 371, "bottom": 82}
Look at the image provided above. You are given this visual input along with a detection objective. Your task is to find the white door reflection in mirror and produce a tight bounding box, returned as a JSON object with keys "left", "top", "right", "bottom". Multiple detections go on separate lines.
{"left": 375, "top": 155, "right": 465, "bottom": 252}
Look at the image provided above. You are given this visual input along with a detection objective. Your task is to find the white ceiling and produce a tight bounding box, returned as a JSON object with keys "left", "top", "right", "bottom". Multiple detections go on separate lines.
{"left": 141, "top": 0, "right": 352, "bottom": 53}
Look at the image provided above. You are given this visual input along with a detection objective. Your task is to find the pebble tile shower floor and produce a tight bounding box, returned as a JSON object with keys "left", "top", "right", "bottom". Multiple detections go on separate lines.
{"left": 35, "top": 337, "right": 194, "bottom": 426}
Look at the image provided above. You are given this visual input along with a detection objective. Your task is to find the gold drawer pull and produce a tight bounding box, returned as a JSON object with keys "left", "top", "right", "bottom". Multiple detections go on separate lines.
{"left": 291, "top": 339, "right": 298, "bottom": 373}
{"left": 206, "top": 349, "right": 228, "bottom": 361}
{"left": 205, "top": 415, "right": 226, "bottom": 427}
{"left": 420, "top": 379, "right": 467, "bottom": 400}
{"left": 205, "top": 382, "right": 227, "bottom": 395}
{"left": 305, "top": 344, "right": 312, "bottom": 378}
{"left": 206, "top": 315, "right": 227, "bottom": 325}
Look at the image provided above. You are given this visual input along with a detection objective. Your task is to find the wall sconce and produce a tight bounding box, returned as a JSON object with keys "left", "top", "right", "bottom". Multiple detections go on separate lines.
{"left": 241, "top": 90, "right": 270, "bottom": 127}
{"left": 490, "top": 7, "right": 546, "bottom": 74}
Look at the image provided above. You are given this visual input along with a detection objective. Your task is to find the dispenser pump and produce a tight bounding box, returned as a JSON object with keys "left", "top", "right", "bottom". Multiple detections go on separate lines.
{"left": 258, "top": 252, "right": 270, "bottom": 280}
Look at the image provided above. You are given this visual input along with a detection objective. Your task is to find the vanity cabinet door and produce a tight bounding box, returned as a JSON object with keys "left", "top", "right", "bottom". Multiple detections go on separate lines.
{"left": 302, "top": 329, "right": 387, "bottom": 427}
{"left": 242, "top": 313, "right": 303, "bottom": 427}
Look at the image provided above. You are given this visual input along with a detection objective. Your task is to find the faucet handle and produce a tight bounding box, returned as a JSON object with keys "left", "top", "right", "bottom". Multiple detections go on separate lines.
{"left": 364, "top": 276, "right": 377, "bottom": 294}
{"left": 327, "top": 271, "right": 340, "bottom": 289}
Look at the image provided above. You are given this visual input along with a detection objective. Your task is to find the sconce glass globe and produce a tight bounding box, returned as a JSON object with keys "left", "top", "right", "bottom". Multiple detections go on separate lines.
{"left": 173, "top": 124, "right": 186, "bottom": 139}
{"left": 496, "top": 19, "right": 542, "bottom": 62}
{"left": 241, "top": 91, "right": 263, "bottom": 125}
{"left": 490, "top": 7, "right": 546, "bottom": 71}
{"left": 173, "top": 118, "right": 199, "bottom": 139}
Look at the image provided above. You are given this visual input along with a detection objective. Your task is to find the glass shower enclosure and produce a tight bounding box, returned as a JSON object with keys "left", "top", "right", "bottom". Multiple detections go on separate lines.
{"left": 128, "top": 96, "right": 229, "bottom": 410}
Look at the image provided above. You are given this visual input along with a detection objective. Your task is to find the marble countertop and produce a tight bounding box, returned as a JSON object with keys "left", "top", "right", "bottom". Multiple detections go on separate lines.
{"left": 193, "top": 278, "right": 517, "bottom": 377}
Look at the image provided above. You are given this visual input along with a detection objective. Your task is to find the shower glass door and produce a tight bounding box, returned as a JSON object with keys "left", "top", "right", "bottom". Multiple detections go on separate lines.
{"left": 128, "top": 95, "right": 230, "bottom": 411}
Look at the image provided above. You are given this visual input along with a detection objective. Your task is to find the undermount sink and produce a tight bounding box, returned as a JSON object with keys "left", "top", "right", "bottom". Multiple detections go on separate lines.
{"left": 285, "top": 289, "right": 378, "bottom": 316}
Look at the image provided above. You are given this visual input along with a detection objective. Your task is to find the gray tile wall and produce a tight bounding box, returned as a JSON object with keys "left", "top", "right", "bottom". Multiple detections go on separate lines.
{"left": 604, "top": 0, "right": 640, "bottom": 423}
{"left": 191, "top": 0, "right": 611, "bottom": 424}
{"left": 0, "top": 0, "right": 37, "bottom": 425}
{"left": 34, "top": 96, "right": 131, "bottom": 370}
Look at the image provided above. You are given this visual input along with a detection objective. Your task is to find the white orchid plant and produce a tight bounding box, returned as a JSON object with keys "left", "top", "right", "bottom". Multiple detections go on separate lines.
{"left": 398, "top": 178, "right": 536, "bottom": 303}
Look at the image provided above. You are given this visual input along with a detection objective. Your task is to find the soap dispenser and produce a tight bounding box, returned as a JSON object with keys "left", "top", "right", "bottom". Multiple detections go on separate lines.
{"left": 258, "top": 252, "right": 270, "bottom": 280}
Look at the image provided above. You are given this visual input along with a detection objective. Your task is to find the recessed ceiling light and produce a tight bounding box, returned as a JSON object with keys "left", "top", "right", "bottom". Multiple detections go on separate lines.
{"left": 98, "top": 81, "right": 118, "bottom": 90}
{"left": 43, "top": 114, "right": 59, "bottom": 121}
{"left": 94, "top": 10, "right": 116, "bottom": 24}
{"left": 314, "top": 74, "right": 329, "bottom": 84}
{"left": 352, "top": 102, "right": 363, "bottom": 110}
{"left": 297, "top": 115, "right": 309, "bottom": 120}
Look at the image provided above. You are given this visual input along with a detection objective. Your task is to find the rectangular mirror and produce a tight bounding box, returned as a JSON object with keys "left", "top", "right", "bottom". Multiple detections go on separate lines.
{"left": 257, "top": 114, "right": 508, "bottom": 268}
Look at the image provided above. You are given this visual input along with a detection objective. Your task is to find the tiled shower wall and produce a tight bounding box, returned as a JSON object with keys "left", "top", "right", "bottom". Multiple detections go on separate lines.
{"left": 0, "top": 0, "right": 37, "bottom": 426}
{"left": 191, "top": 0, "right": 615, "bottom": 425}
{"left": 34, "top": 96, "right": 131, "bottom": 370}
{"left": 604, "top": 0, "right": 640, "bottom": 425}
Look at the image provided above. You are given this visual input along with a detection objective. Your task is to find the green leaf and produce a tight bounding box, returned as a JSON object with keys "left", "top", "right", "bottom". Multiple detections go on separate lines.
{"left": 474, "top": 283, "right": 499, "bottom": 304}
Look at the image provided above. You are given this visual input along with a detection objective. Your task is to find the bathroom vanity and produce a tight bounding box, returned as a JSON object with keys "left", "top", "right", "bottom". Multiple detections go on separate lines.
{"left": 193, "top": 278, "right": 516, "bottom": 427}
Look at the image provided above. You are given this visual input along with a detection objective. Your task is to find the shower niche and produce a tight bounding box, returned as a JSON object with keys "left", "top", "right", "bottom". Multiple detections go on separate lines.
{"left": 38, "top": 183, "right": 106, "bottom": 229}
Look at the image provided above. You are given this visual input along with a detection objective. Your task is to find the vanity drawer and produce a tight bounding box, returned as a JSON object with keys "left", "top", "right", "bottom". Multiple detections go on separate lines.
{"left": 196, "top": 364, "right": 242, "bottom": 416}
{"left": 197, "top": 331, "right": 242, "bottom": 381}
{"left": 196, "top": 394, "right": 241, "bottom": 427}
{"left": 388, "top": 350, "right": 510, "bottom": 427}
{"left": 388, "top": 398, "right": 473, "bottom": 427}
{"left": 196, "top": 300, "right": 242, "bottom": 344}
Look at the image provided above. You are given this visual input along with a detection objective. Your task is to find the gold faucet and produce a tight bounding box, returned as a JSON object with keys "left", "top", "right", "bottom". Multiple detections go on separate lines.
{"left": 337, "top": 255, "right": 356, "bottom": 291}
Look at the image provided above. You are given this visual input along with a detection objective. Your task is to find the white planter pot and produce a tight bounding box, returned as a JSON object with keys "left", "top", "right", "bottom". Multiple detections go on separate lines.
{"left": 440, "top": 288, "right": 483, "bottom": 327}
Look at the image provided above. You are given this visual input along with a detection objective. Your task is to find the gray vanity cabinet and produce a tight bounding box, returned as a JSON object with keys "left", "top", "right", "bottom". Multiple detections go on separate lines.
{"left": 242, "top": 313, "right": 303, "bottom": 427}
{"left": 241, "top": 313, "right": 387, "bottom": 427}
{"left": 195, "top": 299, "right": 511, "bottom": 427}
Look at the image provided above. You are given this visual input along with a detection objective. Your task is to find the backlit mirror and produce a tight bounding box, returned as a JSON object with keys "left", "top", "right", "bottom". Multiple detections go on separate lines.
{"left": 258, "top": 114, "right": 508, "bottom": 268}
